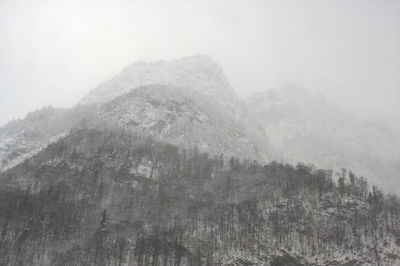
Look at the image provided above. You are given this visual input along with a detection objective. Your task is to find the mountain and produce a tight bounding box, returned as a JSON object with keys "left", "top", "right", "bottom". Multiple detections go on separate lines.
{"left": 0, "top": 55, "right": 270, "bottom": 172}
{"left": 1, "top": 56, "right": 398, "bottom": 192}
{"left": 79, "top": 54, "right": 270, "bottom": 160}
{"left": 1, "top": 55, "right": 400, "bottom": 265}
{"left": 246, "top": 85, "right": 400, "bottom": 193}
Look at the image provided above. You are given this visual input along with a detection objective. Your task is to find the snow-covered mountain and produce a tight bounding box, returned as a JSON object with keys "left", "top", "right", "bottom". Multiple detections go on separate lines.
{"left": 246, "top": 84, "right": 400, "bottom": 192}
{"left": 0, "top": 55, "right": 270, "bottom": 171}
{"left": 1, "top": 55, "right": 400, "bottom": 265}
{"left": 1, "top": 55, "right": 398, "bottom": 193}
{"left": 80, "top": 54, "right": 271, "bottom": 161}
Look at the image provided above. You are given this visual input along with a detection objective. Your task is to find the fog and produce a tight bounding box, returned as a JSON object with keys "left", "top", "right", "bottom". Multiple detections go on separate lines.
{"left": 0, "top": 0, "right": 399, "bottom": 132}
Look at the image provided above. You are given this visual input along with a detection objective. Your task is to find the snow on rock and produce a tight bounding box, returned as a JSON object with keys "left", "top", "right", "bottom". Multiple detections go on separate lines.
{"left": 0, "top": 107, "right": 70, "bottom": 172}
{"left": 80, "top": 54, "right": 237, "bottom": 105}
{"left": 95, "top": 84, "right": 270, "bottom": 163}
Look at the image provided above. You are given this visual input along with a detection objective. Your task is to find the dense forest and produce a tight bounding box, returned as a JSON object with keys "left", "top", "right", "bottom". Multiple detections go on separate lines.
{"left": 0, "top": 128, "right": 400, "bottom": 265}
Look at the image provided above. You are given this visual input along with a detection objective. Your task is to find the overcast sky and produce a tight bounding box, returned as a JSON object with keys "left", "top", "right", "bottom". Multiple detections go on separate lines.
{"left": 0, "top": 0, "right": 399, "bottom": 128}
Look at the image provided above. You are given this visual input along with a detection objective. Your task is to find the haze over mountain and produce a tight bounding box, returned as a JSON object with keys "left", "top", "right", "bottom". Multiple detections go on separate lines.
{"left": 0, "top": 55, "right": 400, "bottom": 265}
{"left": 1, "top": 1, "right": 399, "bottom": 132}
{"left": 0, "top": 0, "right": 399, "bottom": 264}
{"left": 0, "top": 55, "right": 270, "bottom": 172}
{"left": 247, "top": 85, "right": 400, "bottom": 193}
{"left": 1, "top": 55, "right": 399, "bottom": 193}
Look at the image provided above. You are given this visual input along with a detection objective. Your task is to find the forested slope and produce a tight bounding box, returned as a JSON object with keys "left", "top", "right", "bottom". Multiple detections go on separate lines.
{"left": 0, "top": 128, "right": 399, "bottom": 265}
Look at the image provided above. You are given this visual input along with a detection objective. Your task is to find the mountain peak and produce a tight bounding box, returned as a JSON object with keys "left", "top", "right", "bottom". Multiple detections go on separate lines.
{"left": 124, "top": 54, "right": 219, "bottom": 71}
{"left": 80, "top": 54, "right": 236, "bottom": 105}
{"left": 175, "top": 53, "right": 218, "bottom": 64}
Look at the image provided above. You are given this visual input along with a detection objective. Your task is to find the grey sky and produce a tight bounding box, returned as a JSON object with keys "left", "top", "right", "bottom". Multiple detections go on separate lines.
{"left": 0, "top": 0, "right": 399, "bottom": 128}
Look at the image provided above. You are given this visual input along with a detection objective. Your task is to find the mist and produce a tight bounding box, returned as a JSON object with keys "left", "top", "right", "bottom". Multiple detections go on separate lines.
{"left": 0, "top": 0, "right": 399, "bottom": 131}
{"left": 2, "top": 2, "right": 400, "bottom": 264}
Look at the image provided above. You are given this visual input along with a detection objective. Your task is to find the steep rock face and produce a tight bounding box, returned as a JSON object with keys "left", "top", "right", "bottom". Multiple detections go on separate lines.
{"left": 80, "top": 54, "right": 237, "bottom": 105}
{"left": 96, "top": 84, "right": 270, "bottom": 162}
{"left": 79, "top": 54, "right": 271, "bottom": 161}
{"left": 247, "top": 85, "right": 400, "bottom": 192}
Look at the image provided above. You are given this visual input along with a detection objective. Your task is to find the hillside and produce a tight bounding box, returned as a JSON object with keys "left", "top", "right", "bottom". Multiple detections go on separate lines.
{"left": 0, "top": 107, "right": 69, "bottom": 171}
{"left": 0, "top": 128, "right": 400, "bottom": 265}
